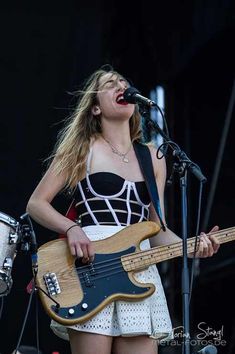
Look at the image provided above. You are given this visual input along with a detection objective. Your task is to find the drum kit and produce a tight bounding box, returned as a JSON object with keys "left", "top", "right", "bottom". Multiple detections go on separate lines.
{"left": 0, "top": 211, "right": 36, "bottom": 297}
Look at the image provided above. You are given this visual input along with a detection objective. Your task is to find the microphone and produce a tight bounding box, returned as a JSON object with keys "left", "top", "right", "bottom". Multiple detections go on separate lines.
{"left": 124, "top": 87, "right": 157, "bottom": 107}
{"left": 197, "top": 345, "right": 218, "bottom": 354}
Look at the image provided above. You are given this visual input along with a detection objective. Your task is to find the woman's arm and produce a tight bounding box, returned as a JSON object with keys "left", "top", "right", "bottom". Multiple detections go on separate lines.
{"left": 26, "top": 159, "right": 75, "bottom": 234}
{"left": 26, "top": 159, "right": 94, "bottom": 260}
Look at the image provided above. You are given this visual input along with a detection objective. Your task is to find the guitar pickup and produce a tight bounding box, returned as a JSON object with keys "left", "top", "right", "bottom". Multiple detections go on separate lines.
{"left": 43, "top": 272, "right": 61, "bottom": 296}
{"left": 83, "top": 272, "right": 94, "bottom": 287}
{"left": 77, "top": 262, "right": 96, "bottom": 288}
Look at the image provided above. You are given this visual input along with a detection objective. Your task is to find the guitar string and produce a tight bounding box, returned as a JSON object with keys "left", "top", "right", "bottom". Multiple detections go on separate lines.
{"left": 79, "top": 269, "right": 127, "bottom": 286}
{"left": 59, "top": 230, "right": 234, "bottom": 286}
{"left": 79, "top": 265, "right": 124, "bottom": 286}
{"left": 73, "top": 227, "right": 234, "bottom": 275}
{"left": 70, "top": 230, "right": 234, "bottom": 281}
{"left": 73, "top": 238, "right": 196, "bottom": 275}
{"left": 73, "top": 246, "right": 176, "bottom": 278}
{"left": 62, "top": 243, "right": 234, "bottom": 288}
{"left": 77, "top": 244, "right": 184, "bottom": 286}
{"left": 65, "top": 242, "right": 193, "bottom": 287}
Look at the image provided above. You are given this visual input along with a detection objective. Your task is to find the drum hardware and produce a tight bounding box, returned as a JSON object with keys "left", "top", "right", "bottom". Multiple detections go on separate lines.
{"left": 0, "top": 211, "right": 39, "bottom": 297}
{"left": 3, "top": 257, "right": 13, "bottom": 269}
{"left": 20, "top": 213, "right": 38, "bottom": 276}
{"left": 0, "top": 210, "right": 61, "bottom": 312}
{"left": 0, "top": 211, "right": 61, "bottom": 354}
{"left": 19, "top": 213, "right": 61, "bottom": 309}
{"left": 9, "top": 231, "right": 18, "bottom": 244}
{"left": 0, "top": 211, "right": 20, "bottom": 297}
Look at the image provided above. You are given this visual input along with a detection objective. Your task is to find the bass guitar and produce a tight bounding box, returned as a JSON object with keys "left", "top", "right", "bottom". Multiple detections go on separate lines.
{"left": 36, "top": 221, "right": 235, "bottom": 325}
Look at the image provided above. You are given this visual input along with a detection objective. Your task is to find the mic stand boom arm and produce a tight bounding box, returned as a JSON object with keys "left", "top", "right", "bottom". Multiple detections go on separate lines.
{"left": 145, "top": 118, "right": 207, "bottom": 183}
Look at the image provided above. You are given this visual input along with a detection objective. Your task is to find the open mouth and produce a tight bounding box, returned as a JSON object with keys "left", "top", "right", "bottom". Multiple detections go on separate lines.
{"left": 116, "top": 93, "right": 128, "bottom": 105}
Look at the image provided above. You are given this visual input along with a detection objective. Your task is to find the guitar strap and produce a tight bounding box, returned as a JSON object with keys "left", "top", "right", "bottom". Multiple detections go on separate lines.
{"left": 133, "top": 141, "right": 166, "bottom": 231}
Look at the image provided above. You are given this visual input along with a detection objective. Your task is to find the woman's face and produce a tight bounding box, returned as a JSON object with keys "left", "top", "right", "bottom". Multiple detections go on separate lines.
{"left": 94, "top": 72, "right": 135, "bottom": 121}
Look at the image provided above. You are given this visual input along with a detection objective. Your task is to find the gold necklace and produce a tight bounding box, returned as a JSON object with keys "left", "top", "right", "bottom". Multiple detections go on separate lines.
{"left": 103, "top": 137, "right": 132, "bottom": 163}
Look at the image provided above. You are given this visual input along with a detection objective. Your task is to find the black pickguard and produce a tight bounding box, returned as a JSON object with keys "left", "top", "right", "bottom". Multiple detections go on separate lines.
{"left": 51, "top": 246, "right": 150, "bottom": 321}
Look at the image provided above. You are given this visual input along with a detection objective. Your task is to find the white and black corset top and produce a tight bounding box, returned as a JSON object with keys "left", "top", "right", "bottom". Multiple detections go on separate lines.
{"left": 74, "top": 148, "right": 151, "bottom": 227}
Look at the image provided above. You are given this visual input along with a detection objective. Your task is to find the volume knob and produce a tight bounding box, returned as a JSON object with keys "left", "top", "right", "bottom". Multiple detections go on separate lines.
{"left": 68, "top": 308, "right": 75, "bottom": 316}
{"left": 81, "top": 303, "right": 88, "bottom": 310}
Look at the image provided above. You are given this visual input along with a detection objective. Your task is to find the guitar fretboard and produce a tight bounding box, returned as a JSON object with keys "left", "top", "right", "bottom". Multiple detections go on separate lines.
{"left": 122, "top": 227, "right": 235, "bottom": 272}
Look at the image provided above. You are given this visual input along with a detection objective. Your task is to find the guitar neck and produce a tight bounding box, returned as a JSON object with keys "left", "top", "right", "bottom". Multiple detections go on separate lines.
{"left": 122, "top": 227, "right": 235, "bottom": 272}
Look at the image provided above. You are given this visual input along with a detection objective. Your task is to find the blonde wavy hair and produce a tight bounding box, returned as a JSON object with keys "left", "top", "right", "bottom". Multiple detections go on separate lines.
{"left": 51, "top": 67, "right": 142, "bottom": 189}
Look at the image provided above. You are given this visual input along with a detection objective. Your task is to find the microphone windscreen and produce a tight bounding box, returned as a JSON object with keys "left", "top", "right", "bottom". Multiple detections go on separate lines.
{"left": 123, "top": 87, "right": 140, "bottom": 103}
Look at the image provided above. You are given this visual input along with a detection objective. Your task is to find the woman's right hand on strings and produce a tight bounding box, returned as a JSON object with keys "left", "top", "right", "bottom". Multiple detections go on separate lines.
{"left": 66, "top": 226, "right": 95, "bottom": 263}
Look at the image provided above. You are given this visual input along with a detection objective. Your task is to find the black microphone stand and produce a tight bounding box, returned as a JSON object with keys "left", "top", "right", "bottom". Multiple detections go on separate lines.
{"left": 144, "top": 113, "right": 207, "bottom": 354}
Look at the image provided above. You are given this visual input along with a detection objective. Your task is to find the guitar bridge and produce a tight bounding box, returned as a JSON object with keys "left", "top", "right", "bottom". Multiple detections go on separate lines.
{"left": 43, "top": 272, "right": 61, "bottom": 296}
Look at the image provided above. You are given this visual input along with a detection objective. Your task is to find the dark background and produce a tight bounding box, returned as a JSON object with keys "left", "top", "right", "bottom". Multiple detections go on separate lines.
{"left": 0, "top": 1, "right": 235, "bottom": 353}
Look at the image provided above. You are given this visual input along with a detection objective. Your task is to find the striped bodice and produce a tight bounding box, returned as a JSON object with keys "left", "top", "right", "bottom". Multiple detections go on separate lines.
{"left": 74, "top": 148, "right": 151, "bottom": 227}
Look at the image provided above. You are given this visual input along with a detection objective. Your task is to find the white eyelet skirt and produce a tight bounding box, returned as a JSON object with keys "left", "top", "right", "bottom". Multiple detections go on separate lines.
{"left": 51, "top": 225, "right": 173, "bottom": 341}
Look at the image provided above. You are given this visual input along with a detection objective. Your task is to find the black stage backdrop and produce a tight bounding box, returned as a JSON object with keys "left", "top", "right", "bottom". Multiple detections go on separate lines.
{"left": 0, "top": 2, "right": 235, "bottom": 354}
